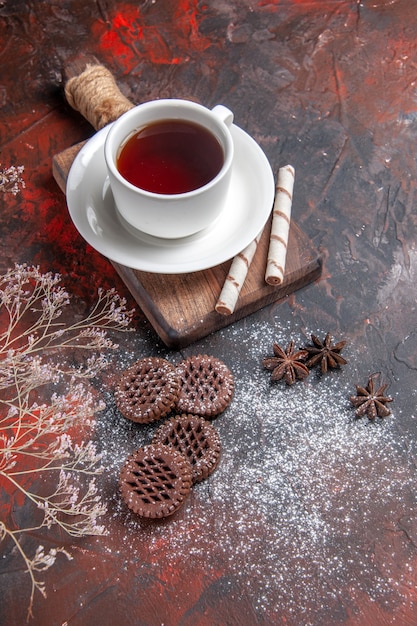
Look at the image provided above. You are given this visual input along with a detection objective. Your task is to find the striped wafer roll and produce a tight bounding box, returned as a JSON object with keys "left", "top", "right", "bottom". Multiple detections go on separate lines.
{"left": 265, "top": 165, "right": 294, "bottom": 285}
{"left": 215, "top": 230, "right": 263, "bottom": 315}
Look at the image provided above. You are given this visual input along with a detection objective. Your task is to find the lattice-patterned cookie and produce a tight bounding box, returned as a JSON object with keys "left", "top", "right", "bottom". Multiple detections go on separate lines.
{"left": 175, "top": 354, "right": 234, "bottom": 418}
{"left": 115, "top": 357, "right": 180, "bottom": 424}
{"left": 119, "top": 444, "right": 192, "bottom": 518}
{"left": 153, "top": 414, "right": 221, "bottom": 483}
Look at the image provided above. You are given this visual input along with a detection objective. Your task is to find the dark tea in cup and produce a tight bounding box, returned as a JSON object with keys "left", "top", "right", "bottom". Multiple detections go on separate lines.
{"left": 117, "top": 119, "right": 224, "bottom": 195}
{"left": 104, "top": 99, "right": 234, "bottom": 238}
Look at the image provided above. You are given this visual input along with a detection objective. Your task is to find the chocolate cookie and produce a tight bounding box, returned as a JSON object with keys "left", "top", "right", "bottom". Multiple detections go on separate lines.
{"left": 119, "top": 444, "right": 192, "bottom": 518}
{"left": 153, "top": 414, "right": 221, "bottom": 483}
{"left": 115, "top": 357, "right": 180, "bottom": 424}
{"left": 175, "top": 354, "right": 234, "bottom": 418}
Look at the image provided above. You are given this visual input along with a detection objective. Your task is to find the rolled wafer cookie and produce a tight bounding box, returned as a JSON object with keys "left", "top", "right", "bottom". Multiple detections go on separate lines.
{"left": 265, "top": 164, "right": 294, "bottom": 285}
{"left": 215, "top": 229, "right": 263, "bottom": 316}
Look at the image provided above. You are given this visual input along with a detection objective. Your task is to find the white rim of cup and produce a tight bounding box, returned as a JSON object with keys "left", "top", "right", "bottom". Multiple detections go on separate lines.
{"left": 104, "top": 98, "right": 234, "bottom": 199}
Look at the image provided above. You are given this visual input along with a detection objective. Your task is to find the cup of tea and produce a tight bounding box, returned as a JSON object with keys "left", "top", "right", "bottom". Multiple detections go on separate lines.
{"left": 104, "top": 98, "right": 234, "bottom": 239}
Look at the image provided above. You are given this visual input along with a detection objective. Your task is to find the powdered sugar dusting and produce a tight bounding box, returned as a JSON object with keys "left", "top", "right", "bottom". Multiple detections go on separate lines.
{"left": 97, "top": 320, "right": 417, "bottom": 624}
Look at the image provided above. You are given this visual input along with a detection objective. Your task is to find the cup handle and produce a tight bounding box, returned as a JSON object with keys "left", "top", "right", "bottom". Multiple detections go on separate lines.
{"left": 211, "top": 104, "right": 234, "bottom": 127}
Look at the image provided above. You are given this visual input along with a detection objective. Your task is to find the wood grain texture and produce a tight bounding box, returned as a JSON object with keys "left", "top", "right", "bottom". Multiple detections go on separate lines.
{"left": 53, "top": 142, "right": 321, "bottom": 347}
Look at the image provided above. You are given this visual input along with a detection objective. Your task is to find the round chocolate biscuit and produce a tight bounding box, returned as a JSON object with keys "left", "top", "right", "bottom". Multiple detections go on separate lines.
{"left": 119, "top": 444, "right": 192, "bottom": 518}
{"left": 153, "top": 414, "right": 221, "bottom": 483}
{"left": 115, "top": 357, "right": 180, "bottom": 424}
{"left": 175, "top": 354, "right": 234, "bottom": 418}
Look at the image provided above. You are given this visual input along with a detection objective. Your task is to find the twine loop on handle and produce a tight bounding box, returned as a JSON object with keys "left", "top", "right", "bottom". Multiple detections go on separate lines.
{"left": 65, "top": 64, "right": 134, "bottom": 130}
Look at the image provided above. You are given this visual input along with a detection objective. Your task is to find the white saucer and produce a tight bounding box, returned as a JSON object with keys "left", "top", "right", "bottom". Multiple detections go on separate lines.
{"left": 66, "top": 123, "right": 275, "bottom": 273}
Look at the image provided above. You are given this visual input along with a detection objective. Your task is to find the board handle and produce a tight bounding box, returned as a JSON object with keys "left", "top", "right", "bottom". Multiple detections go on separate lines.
{"left": 64, "top": 57, "right": 134, "bottom": 130}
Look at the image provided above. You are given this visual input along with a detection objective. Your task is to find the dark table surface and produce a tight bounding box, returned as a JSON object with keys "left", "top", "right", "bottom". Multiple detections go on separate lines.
{"left": 2, "top": 1, "right": 417, "bottom": 625}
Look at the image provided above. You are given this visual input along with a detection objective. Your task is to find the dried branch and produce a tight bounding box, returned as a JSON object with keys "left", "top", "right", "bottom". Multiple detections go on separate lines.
{"left": 0, "top": 164, "right": 25, "bottom": 195}
{"left": 0, "top": 264, "right": 134, "bottom": 620}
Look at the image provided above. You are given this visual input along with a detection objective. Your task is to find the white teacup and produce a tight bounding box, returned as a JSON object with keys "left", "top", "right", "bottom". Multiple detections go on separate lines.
{"left": 104, "top": 99, "right": 234, "bottom": 239}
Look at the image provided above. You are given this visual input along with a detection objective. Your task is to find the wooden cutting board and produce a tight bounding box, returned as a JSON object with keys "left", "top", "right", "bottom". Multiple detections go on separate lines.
{"left": 53, "top": 59, "right": 322, "bottom": 348}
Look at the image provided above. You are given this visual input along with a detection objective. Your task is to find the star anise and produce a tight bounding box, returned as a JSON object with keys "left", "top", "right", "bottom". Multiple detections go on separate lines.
{"left": 263, "top": 340, "right": 309, "bottom": 385}
{"left": 350, "top": 372, "right": 393, "bottom": 420}
{"left": 305, "top": 332, "right": 347, "bottom": 373}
